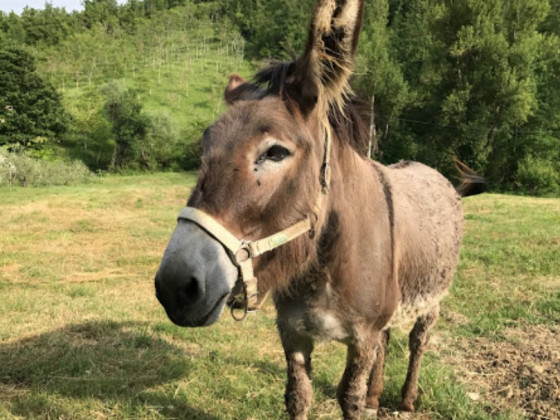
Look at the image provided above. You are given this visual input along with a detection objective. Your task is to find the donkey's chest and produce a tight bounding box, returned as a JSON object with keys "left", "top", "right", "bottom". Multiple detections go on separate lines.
{"left": 276, "top": 285, "right": 353, "bottom": 343}
{"left": 306, "top": 308, "right": 351, "bottom": 342}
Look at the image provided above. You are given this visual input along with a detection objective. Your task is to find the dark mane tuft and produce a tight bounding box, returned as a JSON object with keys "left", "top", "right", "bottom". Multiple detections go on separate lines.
{"left": 254, "top": 61, "right": 370, "bottom": 156}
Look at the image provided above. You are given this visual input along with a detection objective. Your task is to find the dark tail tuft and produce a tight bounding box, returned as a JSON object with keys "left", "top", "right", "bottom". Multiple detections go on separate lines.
{"left": 454, "top": 158, "right": 487, "bottom": 197}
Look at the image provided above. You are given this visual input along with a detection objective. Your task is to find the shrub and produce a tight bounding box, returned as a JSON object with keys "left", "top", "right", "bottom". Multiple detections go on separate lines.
{"left": 514, "top": 156, "right": 559, "bottom": 196}
{"left": 180, "top": 141, "right": 202, "bottom": 171}
{"left": 0, "top": 148, "right": 93, "bottom": 187}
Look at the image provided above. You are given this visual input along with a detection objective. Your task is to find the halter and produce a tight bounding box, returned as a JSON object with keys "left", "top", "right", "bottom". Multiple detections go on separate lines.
{"left": 177, "top": 127, "right": 332, "bottom": 321}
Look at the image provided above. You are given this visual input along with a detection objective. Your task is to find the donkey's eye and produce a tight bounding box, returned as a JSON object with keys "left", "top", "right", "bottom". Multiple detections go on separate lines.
{"left": 257, "top": 145, "right": 291, "bottom": 164}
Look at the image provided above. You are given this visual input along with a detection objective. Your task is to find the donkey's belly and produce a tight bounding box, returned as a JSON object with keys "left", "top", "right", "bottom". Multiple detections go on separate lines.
{"left": 308, "top": 309, "right": 352, "bottom": 342}
{"left": 385, "top": 293, "right": 445, "bottom": 330}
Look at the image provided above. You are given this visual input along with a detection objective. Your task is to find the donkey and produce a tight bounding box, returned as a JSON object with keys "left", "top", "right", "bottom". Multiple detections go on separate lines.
{"left": 155, "top": 1, "right": 482, "bottom": 418}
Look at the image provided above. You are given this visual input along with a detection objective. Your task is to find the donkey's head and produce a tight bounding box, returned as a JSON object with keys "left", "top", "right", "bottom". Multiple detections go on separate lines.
{"left": 155, "top": 0, "right": 365, "bottom": 327}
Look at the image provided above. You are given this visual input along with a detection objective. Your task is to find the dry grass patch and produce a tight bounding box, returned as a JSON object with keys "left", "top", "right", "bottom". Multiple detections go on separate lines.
{"left": 443, "top": 324, "right": 560, "bottom": 420}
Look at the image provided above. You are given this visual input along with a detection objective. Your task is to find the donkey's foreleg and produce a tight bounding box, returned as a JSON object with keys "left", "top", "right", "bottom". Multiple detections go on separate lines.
{"left": 400, "top": 306, "right": 439, "bottom": 412}
{"left": 365, "top": 329, "right": 390, "bottom": 411}
{"left": 337, "top": 334, "right": 379, "bottom": 420}
{"left": 278, "top": 325, "right": 314, "bottom": 420}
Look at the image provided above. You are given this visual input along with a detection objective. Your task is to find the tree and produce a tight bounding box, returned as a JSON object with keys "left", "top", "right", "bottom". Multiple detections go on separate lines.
{"left": 0, "top": 12, "right": 26, "bottom": 45}
{"left": 0, "top": 46, "right": 69, "bottom": 151}
{"left": 223, "top": 0, "right": 314, "bottom": 58}
{"left": 20, "top": 4, "right": 75, "bottom": 46}
{"left": 82, "top": 0, "right": 120, "bottom": 34}
{"left": 102, "top": 84, "right": 150, "bottom": 170}
{"left": 384, "top": 0, "right": 555, "bottom": 189}
{"left": 354, "top": 0, "right": 410, "bottom": 160}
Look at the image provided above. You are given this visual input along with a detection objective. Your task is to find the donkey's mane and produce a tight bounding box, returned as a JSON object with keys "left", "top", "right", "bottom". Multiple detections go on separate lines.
{"left": 254, "top": 61, "right": 370, "bottom": 156}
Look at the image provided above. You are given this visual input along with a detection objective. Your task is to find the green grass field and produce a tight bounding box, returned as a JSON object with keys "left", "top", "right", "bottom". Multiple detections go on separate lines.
{"left": 0, "top": 174, "right": 558, "bottom": 419}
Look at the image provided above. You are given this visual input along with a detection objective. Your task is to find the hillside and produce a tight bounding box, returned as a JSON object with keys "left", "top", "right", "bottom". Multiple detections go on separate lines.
{"left": 14, "top": 3, "right": 254, "bottom": 170}
{"left": 35, "top": 6, "right": 251, "bottom": 130}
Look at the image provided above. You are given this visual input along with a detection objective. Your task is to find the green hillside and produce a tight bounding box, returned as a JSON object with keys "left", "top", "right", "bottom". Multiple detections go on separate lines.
{"left": 3, "top": 2, "right": 254, "bottom": 171}
{"left": 1, "top": 0, "right": 560, "bottom": 193}
{"left": 35, "top": 7, "right": 252, "bottom": 132}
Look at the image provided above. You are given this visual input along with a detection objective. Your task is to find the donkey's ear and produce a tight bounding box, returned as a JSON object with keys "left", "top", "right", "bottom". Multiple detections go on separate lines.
{"left": 292, "top": 0, "right": 364, "bottom": 116}
{"left": 224, "top": 74, "right": 247, "bottom": 105}
{"left": 225, "top": 73, "right": 264, "bottom": 105}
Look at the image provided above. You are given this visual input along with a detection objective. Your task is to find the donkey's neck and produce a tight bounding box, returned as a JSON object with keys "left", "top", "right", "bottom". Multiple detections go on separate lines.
{"left": 274, "top": 143, "right": 399, "bottom": 339}
{"left": 317, "top": 143, "right": 398, "bottom": 321}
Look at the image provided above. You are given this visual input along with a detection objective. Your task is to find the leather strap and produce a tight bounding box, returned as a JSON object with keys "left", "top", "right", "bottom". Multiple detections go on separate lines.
{"left": 177, "top": 207, "right": 313, "bottom": 316}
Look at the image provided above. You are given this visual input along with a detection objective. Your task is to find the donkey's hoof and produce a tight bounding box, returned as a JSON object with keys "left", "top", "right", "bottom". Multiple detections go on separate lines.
{"left": 399, "top": 400, "right": 416, "bottom": 412}
{"left": 363, "top": 407, "right": 378, "bottom": 418}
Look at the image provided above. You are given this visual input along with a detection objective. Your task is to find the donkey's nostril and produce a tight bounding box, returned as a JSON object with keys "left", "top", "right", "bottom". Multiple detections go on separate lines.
{"left": 184, "top": 276, "right": 203, "bottom": 302}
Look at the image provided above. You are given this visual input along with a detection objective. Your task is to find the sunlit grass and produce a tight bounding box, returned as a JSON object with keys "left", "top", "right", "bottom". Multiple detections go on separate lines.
{"left": 448, "top": 194, "right": 560, "bottom": 337}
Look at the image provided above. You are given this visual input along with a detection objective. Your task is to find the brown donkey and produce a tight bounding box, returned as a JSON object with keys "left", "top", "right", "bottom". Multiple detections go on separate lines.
{"left": 155, "top": 1, "right": 482, "bottom": 418}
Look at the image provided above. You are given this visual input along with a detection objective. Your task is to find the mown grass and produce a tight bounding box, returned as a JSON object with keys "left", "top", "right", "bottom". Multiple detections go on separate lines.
{"left": 448, "top": 195, "right": 560, "bottom": 338}
{"left": 0, "top": 175, "right": 558, "bottom": 419}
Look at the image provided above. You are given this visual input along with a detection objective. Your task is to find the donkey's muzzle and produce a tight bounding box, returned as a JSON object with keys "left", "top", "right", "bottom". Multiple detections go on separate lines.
{"left": 154, "top": 220, "right": 238, "bottom": 327}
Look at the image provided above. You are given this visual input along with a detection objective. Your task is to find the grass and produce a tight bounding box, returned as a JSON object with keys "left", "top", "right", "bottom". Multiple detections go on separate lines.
{"left": 0, "top": 175, "right": 558, "bottom": 419}
{"left": 448, "top": 194, "right": 560, "bottom": 337}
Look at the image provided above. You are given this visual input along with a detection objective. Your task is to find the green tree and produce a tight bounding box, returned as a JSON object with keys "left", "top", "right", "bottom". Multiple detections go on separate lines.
{"left": 20, "top": 4, "right": 75, "bottom": 46}
{"left": 355, "top": 0, "right": 410, "bottom": 160}
{"left": 82, "top": 0, "right": 120, "bottom": 34}
{"left": 513, "top": 3, "right": 560, "bottom": 194}
{"left": 103, "top": 85, "right": 150, "bottom": 170}
{"left": 1, "top": 12, "right": 26, "bottom": 45}
{"left": 0, "top": 46, "right": 69, "bottom": 151}
{"left": 223, "top": 0, "right": 314, "bottom": 58}
{"left": 386, "top": 0, "right": 555, "bottom": 190}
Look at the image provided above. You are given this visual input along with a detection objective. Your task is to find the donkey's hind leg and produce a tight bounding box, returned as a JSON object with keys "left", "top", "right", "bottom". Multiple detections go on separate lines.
{"left": 365, "top": 329, "right": 390, "bottom": 412}
{"left": 400, "top": 305, "right": 439, "bottom": 412}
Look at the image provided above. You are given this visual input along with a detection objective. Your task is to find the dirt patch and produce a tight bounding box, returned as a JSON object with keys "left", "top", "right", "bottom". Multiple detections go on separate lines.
{"left": 445, "top": 324, "right": 560, "bottom": 419}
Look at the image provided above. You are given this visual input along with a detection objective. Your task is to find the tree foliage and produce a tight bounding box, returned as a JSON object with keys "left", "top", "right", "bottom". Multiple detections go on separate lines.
{"left": 0, "top": 0, "right": 558, "bottom": 194}
{"left": 354, "top": 0, "right": 560, "bottom": 193}
{"left": 103, "top": 85, "right": 150, "bottom": 170}
{"left": 0, "top": 46, "right": 69, "bottom": 151}
{"left": 221, "top": 0, "right": 314, "bottom": 58}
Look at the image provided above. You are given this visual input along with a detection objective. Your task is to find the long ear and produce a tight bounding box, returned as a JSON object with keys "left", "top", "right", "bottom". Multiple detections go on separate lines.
{"left": 224, "top": 74, "right": 265, "bottom": 105}
{"left": 292, "top": 0, "right": 364, "bottom": 116}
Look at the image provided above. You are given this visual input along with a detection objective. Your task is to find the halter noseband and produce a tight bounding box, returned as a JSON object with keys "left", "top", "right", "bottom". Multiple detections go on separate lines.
{"left": 176, "top": 127, "right": 332, "bottom": 321}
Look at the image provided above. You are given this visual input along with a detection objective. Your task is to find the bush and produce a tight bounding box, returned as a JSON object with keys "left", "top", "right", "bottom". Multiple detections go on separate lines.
{"left": 0, "top": 148, "right": 93, "bottom": 187}
{"left": 514, "top": 156, "right": 560, "bottom": 196}
{"left": 180, "top": 141, "right": 202, "bottom": 171}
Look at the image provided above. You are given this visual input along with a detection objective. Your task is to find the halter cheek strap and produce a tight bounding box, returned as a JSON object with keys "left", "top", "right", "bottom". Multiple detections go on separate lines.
{"left": 177, "top": 207, "right": 316, "bottom": 320}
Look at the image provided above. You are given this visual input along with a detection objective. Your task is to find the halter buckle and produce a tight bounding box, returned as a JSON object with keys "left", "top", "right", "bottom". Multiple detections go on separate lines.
{"left": 235, "top": 241, "right": 252, "bottom": 264}
{"left": 229, "top": 275, "right": 260, "bottom": 321}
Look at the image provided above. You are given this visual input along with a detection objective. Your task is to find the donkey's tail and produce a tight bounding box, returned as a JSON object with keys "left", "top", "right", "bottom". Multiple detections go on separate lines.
{"left": 455, "top": 158, "right": 487, "bottom": 197}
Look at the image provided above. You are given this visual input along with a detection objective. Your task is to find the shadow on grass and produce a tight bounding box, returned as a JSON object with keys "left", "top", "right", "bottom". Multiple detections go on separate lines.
{"left": 0, "top": 320, "right": 220, "bottom": 420}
